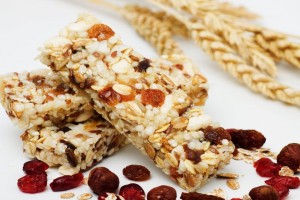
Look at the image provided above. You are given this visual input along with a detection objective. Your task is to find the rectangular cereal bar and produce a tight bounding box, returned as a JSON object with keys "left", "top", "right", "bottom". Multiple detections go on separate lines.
{"left": 21, "top": 115, "right": 128, "bottom": 175}
{"left": 0, "top": 69, "right": 94, "bottom": 129}
{"left": 40, "top": 14, "right": 234, "bottom": 191}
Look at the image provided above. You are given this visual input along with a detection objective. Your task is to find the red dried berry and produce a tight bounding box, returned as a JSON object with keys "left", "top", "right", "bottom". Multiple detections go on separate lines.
{"left": 265, "top": 176, "right": 300, "bottom": 189}
{"left": 23, "top": 160, "right": 49, "bottom": 175}
{"left": 180, "top": 192, "right": 225, "bottom": 200}
{"left": 119, "top": 183, "right": 145, "bottom": 200}
{"left": 88, "top": 167, "right": 119, "bottom": 194}
{"left": 203, "top": 126, "right": 231, "bottom": 145}
{"left": 277, "top": 143, "right": 300, "bottom": 172}
{"left": 272, "top": 183, "right": 289, "bottom": 199}
{"left": 249, "top": 185, "right": 279, "bottom": 200}
{"left": 17, "top": 172, "right": 47, "bottom": 194}
{"left": 226, "top": 129, "right": 266, "bottom": 149}
{"left": 141, "top": 89, "right": 165, "bottom": 107}
{"left": 50, "top": 172, "right": 83, "bottom": 191}
{"left": 123, "top": 165, "right": 151, "bottom": 181}
{"left": 147, "top": 185, "right": 177, "bottom": 200}
{"left": 254, "top": 158, "right": 282, "bottom": 177}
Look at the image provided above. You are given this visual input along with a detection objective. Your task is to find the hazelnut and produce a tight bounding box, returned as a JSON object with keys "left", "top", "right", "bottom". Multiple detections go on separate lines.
{"left": 277, "top": 143, "right": 300, "bottom": 172}
{"left": 249, "top": 185, "right": 279, "bottom": 200}
{"left": 88, "top": 167, "right": 119, "bottom": 194}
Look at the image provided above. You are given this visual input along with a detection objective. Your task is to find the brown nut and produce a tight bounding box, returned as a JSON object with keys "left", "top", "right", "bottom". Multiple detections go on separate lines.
{"left": 277, "top": 143, "right": 300, "bottom": 172}
{"left": 88, "top": 167, "right": 119, "bottom": 194}
{"left": 180, "top": 192, "right": 225, "bottom": 200}
{"left": 249, "top": 185, "right": 279, "bottom": 200}
{"left": 147, "top": 185, "right": 176, "bottom": 200}
{"left": 227, "top": 129, "right": 266, "bottom": 149}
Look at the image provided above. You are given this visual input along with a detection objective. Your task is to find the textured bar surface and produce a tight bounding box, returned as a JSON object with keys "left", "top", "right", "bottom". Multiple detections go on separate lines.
{"left": 0, "top": 69, "right": 93, "bottom": 129}
{"left": 21, "top": 116, "right": 128, "bottom": 175}
{"left": 40, "top": 14, "right": 234, "bottom": 191}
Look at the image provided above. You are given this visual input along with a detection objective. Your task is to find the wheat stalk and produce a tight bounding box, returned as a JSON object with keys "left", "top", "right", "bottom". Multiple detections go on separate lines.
{"left": 203, "top": 13, "right": 277, "bottom": 77}
{"left": 145, "top": 0, "right": 300, "bottom": 107}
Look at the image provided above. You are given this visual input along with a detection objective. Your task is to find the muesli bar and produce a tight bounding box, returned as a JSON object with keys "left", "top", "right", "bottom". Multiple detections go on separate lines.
{"left": 0, "top": 69, "right": 94, "bottom": 129}
{"left": 21, "top": 115, "right": 128, "bottom": 175}
{"left": 40, "top": 14, "right": 234, "bottom": 191}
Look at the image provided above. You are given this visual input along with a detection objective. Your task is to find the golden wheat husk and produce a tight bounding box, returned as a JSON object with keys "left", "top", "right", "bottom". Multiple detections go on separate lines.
{"left": 203, "top": 13, "right": 277, "bottom": 77}
{"left": 145, "top": 0, "right": 300, "bottom": 107}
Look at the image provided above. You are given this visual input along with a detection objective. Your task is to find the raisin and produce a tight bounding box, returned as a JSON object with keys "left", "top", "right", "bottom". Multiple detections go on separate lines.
{"left": 23, "top": 160, "right": 49, "bottom": 175}
{"left": 88, "top": 167, "right": 119, "bottom": 194}
{"left": 249, "top": 185, "right": 279, "bottom": 200}
{"left": 136, "top": 59, "right": 150, "bottom": 72}
{"left": 265, "top": 176, "right": 300, "bottom": 189}
{"left": 141, "top": 89, "right": 165, "bottom": 107}
{"left": 17, "top": 173, "right": 47, "bottom": 194}
{"left": 226, "top": 129, "right": 266, "bottom": 149}
{"left": 87, "top": 24, "right": 115, "bottom": 41}
{"left": 272, "top": 183, "right": 289, "bottom": 199}
{"left": 277, "top": 143, "right": 300, "bottom": 172}
{"left": 98, "top": 86, "right": 121, "bottom": 106}
{"left": 50, "top": 173, "right": 83, "bottom": 191}
{"left": 203, "top": 126, "right": 231, "bottom": 145}
{"left": 123, "top": 165, "right": 151, "bottom": 181}
{"left": 147, "top": 185, "right": 176, "bottom": 200}
{"left": 184, "top": 145, "right": 204, "bottom": 164}
{"left": 119, "top": 183, "right": 145, "bottom": 200}
{"left": 254, "top": 158, "right": 282, "bottom": 177}
{"left": 180, "top": 192, "right": 225, "bottom": 200}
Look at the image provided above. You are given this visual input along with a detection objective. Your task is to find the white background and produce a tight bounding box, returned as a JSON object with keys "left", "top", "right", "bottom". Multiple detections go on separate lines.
{"left": 0, "top": 0, "right": 299, "bottom": 199}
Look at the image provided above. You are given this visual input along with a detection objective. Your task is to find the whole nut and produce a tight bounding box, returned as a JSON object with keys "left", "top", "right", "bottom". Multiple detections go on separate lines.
{"left": 227, "top": 129, "right": 266, "bottom": 149}
{"left": 249, "top": 185, "right": 279, "bottom": 200}
{"left": 277, "top": 143, "right": 300, "bottom": 172}
{"left": 88, "top": 167, "right": 119, "bottom": 194}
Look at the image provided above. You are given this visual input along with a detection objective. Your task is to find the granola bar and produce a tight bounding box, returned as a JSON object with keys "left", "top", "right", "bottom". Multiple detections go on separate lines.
{"left": 0, "top": 69, "right": 94, "bottom": 129}
{"left": 21, "top": 116, "right": 128, "bottom": 175}
{"left": 39, "top": 14, "right": 234, "bottom": 191}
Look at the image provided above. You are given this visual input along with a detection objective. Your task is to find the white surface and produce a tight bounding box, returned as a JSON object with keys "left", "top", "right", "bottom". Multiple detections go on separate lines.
{"left": 0, "top": 0, "right": 299, "bottom": 199}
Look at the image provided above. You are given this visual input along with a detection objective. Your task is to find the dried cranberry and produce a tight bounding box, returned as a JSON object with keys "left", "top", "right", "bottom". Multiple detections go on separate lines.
{"left": 265, "top": 176, "right": 300, "bottom": 189}
{"left": 50, "top": 172, "right": 83, "bottom": 191}
{"left": 254, "top": 158, "right": 282, "bottom": 177}
{"left": 17, "top": 172, "right": 47, "bottom": 193}
{"left": 147, "top": 185, "right": 177, "bottom": 200}
{"left": 88, "top": 167, "right": 119, "bottom": 194}
{"left": 119, "top": 183, "right": 145, "bottom": 200}
{"left": 203, "top": 126, "right": 231, "bottom": 145}
{"left": 123, "top": 165, "right": 151, "bottom": 181}
{"left": 141, "top": 89, "right": 165, "bottom": 107}
{"left": 226, "top": 129, "right": 266, "bottom": 149}
{"left": 180, "top": 192, "right": 225, "bottom": 200}
{"left": 272, "top": 183, "right": 289, "bottom": 199}
{"left": 23, "top": 160, "right": 49, "bottom": 175}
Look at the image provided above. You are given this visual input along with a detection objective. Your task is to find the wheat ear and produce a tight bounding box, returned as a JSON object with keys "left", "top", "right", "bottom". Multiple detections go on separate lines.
{"left": 203, "top": 13, "right": 277, "bottom": 77}
{"left": 146, "top": 0, "right": 300, "bottom": 107}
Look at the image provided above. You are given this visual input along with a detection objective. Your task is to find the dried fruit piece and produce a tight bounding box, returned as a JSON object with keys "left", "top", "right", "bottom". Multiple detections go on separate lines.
{"left": 141, "top": 89, "right": 165, "bottom": 107}
{"left": 249, "top": 185, "right": 279, "bottom": 200}
{"left": 119, "top": 183, "right": 145, "bottom": 200}
{"left": 265, "top": 176, "right": 300, "bottom": 189}
{"left": 87, "top": 24, "right": 115, "bottom": 41}
{"left": 123, "top": 165, "right": 151, "bottom": 181}
{"left": 98, "top": 86, "right": 135, "bottom": 106}
{"left": 50, "top": 173, "right": 83, "bottom": 191}
{"left": 147, "top": 185, "right": 177, "bottom": 200}
{"left": 23, "top": 160, "right": 49, "bottom": 174}
{"left": 277, "top": 143, "right": 300, "bottom": 172}
{"left": 88, "top": 167, "right": 119, "bottom": 194}
{"left": 254, "top": 158, "right": 282, "bottom": 177}
{"left": 17, "top": 172, "right": 47, "bottom": 194}
{"left": 227, "top": 129, "right": 266, "bottom": 149}
{"left": 136, "top": 59, "right": 150, "bottom": 72}
{"left": 180, "top": 192, "right": 225, "bottom": 200}
{"left": 203, "top": 126, "right": 231, "bottom": 145}
{"left": 272, "top": 183, "right": 289, "bottom": 199}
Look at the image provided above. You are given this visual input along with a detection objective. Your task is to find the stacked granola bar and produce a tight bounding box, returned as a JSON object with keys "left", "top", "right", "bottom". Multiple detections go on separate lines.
{"left": 39, "top": 14, "right": 234, "bottom": 191}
